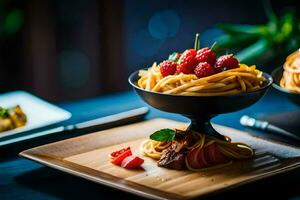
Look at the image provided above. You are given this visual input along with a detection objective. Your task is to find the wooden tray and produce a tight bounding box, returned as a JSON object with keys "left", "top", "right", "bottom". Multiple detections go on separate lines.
{"left": 20, "top": 118, "right": 300, "bottom": 200}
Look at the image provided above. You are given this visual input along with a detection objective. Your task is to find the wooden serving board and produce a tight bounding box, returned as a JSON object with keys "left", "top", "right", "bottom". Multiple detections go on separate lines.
{"left": 20, "top": 118, "right": 300, "bottom": 200}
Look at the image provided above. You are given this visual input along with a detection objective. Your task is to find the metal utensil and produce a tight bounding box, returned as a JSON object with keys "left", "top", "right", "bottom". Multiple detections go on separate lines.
{"left": 240, "top": 115, "right": 300, "bottom": 141}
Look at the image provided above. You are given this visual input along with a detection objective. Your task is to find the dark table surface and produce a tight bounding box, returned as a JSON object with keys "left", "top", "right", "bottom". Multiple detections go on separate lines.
{"left": 0, "top": 88, "right": 299, "bottom": 200}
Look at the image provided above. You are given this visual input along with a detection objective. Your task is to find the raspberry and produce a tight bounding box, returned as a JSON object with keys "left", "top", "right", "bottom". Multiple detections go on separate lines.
{"left": 160, "top": 60, "right": 177, "bottom": 77}
{"left": 194, "top": 62, "right": 215, "bottom": 78}
{"left": 195, "top": 47, "right": 216, "bottom": 65}
{"left": 177, "top": 49, "right": 198, "bottom": 74}
{"left": 215, "top": 54, "right": 239, "bottom": 71}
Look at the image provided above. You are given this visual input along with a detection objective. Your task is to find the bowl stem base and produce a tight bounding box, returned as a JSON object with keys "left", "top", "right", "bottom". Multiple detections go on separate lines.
{"left": 185, "top": 116, "right": 226, "bottom": 141}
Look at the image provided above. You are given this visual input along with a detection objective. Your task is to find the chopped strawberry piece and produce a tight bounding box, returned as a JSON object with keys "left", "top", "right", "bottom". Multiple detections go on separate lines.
{"left": 121, "top": 155, "right": 144, "bottom": 169}
{"left": 111, "top": 149, "right": 132, "bottom": 166}
{"left": 110, "top": 147, "right": 131, "bottom": 158}
{"left": 195, "top": 47, "right": 216, "bottom": 65}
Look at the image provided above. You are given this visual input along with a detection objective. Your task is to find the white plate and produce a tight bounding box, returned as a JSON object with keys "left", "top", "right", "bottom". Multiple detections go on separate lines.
{"left": 0, "top": 91, "right": 71, "bottom": 139}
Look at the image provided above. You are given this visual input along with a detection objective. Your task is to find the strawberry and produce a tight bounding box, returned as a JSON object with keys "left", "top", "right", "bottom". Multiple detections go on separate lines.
{"left": 215, "top": 54, "right": 239, "bottom": 71}
{"left": 160, "top": 60, "right": 177, "bottom": 77}
{"left": 194, "top": 62, "right": 215, "bottom": 78}
{"left": 177, "top": 49, "right": 198, "bottom": 74}
{"left": 195, "top": 47, "right": 216, "bottom": 65}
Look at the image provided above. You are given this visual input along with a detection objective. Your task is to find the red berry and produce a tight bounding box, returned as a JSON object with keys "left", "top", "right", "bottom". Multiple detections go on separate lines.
{"left": 160, "top": 60, "right": 177, "bottom": 77}
{"left": 195, "top": 47, "right": 216, "bottom": 65}
{"left": 194, "top": 62, "right": 215, "bottom": 78}
{"left": 177, "top": 49, "right": 198, "bottom": 74}
{"left": 215, "top": 54, "right": 239, "bottom": 71}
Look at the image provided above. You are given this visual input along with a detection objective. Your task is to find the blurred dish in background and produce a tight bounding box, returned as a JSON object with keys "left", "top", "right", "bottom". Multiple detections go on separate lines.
{"left": 0, "top": 91, "right": 71, "bottom": 139}
{"left": 272, "top": 68, "right": 300, "bottom": 106}
{"left": 0, "top": 105, "right": 27, "bottom": 132}
{"left": 280, "top": 49, "right": 300, "bottom": 93}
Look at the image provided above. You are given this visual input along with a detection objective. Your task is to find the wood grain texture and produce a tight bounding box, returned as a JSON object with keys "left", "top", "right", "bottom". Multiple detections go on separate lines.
{"left": 20, "top": 118, "right": 300, "bottom": 200}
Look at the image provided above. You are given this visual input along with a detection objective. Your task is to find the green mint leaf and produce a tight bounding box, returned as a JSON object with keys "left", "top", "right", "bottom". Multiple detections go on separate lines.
{"left": 168, "top": 52, "right": 180, "bottom": 62}
{"left": 0, "top": 107, "right": 8, "bottom": 117}
{"left": 150, "top": 128, "right": 176, "bottom": 142}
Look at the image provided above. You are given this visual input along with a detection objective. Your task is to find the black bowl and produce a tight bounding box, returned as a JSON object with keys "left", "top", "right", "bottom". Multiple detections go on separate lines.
{"left": 129, "top": 71, "right": 273, "bottom": 140}
{"left": 272, "top": 67, "right": 300, "bottom": 106}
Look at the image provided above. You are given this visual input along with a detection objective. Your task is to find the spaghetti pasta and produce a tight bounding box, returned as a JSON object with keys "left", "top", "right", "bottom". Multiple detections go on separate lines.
{"left": 280, "top": 49, "right": 300, "bottom": 93}
{"left": 140, "top": 130, "right": 254, "bottom": 171}
{"left": 138, "top": 63, "right": 265, "bottom": 96}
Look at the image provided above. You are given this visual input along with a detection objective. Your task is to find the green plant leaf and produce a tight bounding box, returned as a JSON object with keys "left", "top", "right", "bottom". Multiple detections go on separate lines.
{"left": 217, "top": 24, "right": 268, "bottom": 36}
{"left": 214, "top": 34, "right": 258, "bottom": 49}
{"left": 150, "top": 129, "right": 176, "bottom": 142}
{"left": 235, "top": 39, "right": 269, "bottom": 64}
{"left": 263, "top": 0, "right": 277, "bottom": 24}
{"left": 275, "top": 12, "right": 295, "bottom": 43}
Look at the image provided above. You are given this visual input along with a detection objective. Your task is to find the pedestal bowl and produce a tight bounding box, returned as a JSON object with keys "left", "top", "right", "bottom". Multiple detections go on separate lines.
{"left": 129, "top": 71, "right": 273, "bottom": 140}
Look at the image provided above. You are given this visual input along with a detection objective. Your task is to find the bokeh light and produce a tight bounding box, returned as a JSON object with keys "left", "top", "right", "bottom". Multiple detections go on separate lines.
{"left": 148, "top": 9, "right": 180, "bottom": 40}
{"left": 59, "top": 50, "right": 90, "bottom": 89}
{"left": 3, "top": 9, "right": 24, "bottom": 34}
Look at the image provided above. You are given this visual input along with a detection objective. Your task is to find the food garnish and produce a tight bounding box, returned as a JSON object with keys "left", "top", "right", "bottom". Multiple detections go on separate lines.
{"left": 160, "top": 60, "right": 177, "bottom": 77}
{"left": 194, "top": 62, "right": 215, "bottom": 78}
{"left": 150, "top": 129, "right": 176, "bottom": 142}
{"left": 121, "top": 155, "right": 144, "bottom": 169}
{"left": 110, "top": 147, "right": 131, "bottom": 158}
{"left": 177, "top": 48, "right": 199, "bottom": 74}
{"left": 110, "top": 147, "right": 144, "bottom": 169}
{"left": 0, "top": 105, "right": 27, "bottom": 133}
{"left": 111, "top": 148, "right": 132, "bottom": 166}
{"left": 168, "top": 52, "right": 181, "bottom": 63}
{"left": 195, "top": 47, "right": 216, "bottom": 65}
{"left": 0, "top": 107, "right": 8, "bottom": 117}
{"left": 215, "top": 54, "right": 239, "bottom": 71}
